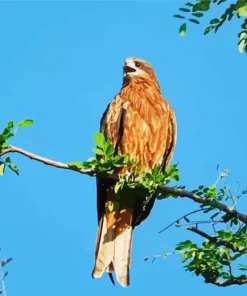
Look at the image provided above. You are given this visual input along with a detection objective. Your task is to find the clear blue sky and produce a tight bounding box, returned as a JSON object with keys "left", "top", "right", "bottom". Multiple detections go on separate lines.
{"left": 0, "top": 1, "right": 247, "bottom": 295}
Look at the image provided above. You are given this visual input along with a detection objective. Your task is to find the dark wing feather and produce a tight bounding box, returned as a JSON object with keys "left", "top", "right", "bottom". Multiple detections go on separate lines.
{"left": 96, "top": 103, "right": 126, "bottom": 223}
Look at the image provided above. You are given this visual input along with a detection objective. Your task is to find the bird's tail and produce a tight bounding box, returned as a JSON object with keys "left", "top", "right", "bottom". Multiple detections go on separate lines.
{"left": 92, "top": 193, "right": 133, "bottom": 287}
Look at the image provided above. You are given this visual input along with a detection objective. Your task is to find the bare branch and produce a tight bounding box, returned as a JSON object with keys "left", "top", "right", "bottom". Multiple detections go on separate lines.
{"left": 158, "top": 185, "right": 247, "bottom": 224}
{"left": 205, "top": 277, "right": 247, "bottom": 287}
{"left": 187, "top": 226, "right": 240, "bottom": 252}
{"left": 0, "top": 145, "right": 92, "bottom": 176}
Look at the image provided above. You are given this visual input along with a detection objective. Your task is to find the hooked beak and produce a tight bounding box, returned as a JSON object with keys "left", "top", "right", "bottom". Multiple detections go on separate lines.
{"left": 123, "top": 65, "right": 136, "bottom": 74}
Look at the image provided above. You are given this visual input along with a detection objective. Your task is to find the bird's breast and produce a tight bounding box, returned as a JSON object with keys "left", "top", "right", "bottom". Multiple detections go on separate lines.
{"left": 104, "top": 86, "right": 170, "bottom": 170}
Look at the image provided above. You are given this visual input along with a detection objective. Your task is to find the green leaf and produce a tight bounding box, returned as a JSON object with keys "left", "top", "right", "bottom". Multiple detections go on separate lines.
{"left": 185, "top": 2, "right": 193, "bottom": 6}
{"left": 239, "top": 31, "right": 247, "bottom": 53}
{"left": 242, "top": 18, "right": 247, "bottom": 29}
{"left": 189, "top": 18, "right": 200, "bottom": 24}
{"left": 1, "top": 258, "right": 13, "bottom": 267}
{"left": 210, "top": 18, "right": 219, "bottom": 24}
{"left": 94, "top": 132, "right": 105, "bottom": 148}
{"left": 231, "top": 253, "right": 243, "bottom": 261}
{"left": 0, "top": 163, "right": 5, "bottom": 176}
{"left": 0, "top": 135, "right": 5, "bottom": 143}
{"left": 220, "top": 272, "right": 231, "bottom": 279}
{"left": 218, "top": 0, "right": 226, "bottom": 4}
{"left": 179, "top": 8, "right": 191, "bottom": 12}
{"left": 173, "top": 14, "right": 186, "bottom": 19}
{"left": 106, "top": 145, "right": 115, "bottom": 157}
{"left": 210, "top": 212, "right": 220, "bottom": 219}
{"left": 208, "top": 185, "right": 216, "bottom": 191}
{"left": 192, "top": 1, "right": 210, "bottom": 12}
{"left": 239, "top": 264, "right": 247, "bottom": 271}
{"left": 114, "top": 182, "right": 122, "bottom": 193}
{"left": 237, "top": 4, "right": 247, "bottom": 17}
{"left": 68, "top": 161, "right": 84, "bottom": 169}
{"left": 0, "top": 143, "right": 8, "bottom": 150}
{"left": 192, "top": 12, "right": 204, "bottom": 17}
{"left": 7, "top": 121, "right": 15, "bottom": 129}
{"left": 204, "top": 25, "right": 214, "bottom": 35}
{"left": 184, "top": 216, "right": 190, "bottom": 222}
{"left": 18, "top": 119, "right": 34, "bottom": 128}
{"left": 5, "top": 156, "right": 11, "bottom": 164}
{"left": 93, "top": 148, "right": 105, "bottom": 156}
{"left": 179, "top": 23, "right": 187, "bottom": 36}
{"left": 8, "top": 164, "right": 19, "bottom": 175}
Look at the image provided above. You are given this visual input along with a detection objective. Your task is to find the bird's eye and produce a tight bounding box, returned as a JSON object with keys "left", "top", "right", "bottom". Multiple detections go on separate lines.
{"left": 135, "top": 61, "right": 141, "bottom": 68}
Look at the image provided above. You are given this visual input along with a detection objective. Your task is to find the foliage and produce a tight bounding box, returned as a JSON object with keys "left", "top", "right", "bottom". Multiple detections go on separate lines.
{"left": 147, "top": 170, "right": 247, "bottom": 286}
{"left": 174, "top": 0, "right": 247, "bottom": 53}
{"left": 1, "top": 119, "right": 247, "bottom": 286}
{"left": 68, "top": 131, "right": 179, "bottom": 194}
{"left": 0, "top": 119, "right": 34, "bottom": 176}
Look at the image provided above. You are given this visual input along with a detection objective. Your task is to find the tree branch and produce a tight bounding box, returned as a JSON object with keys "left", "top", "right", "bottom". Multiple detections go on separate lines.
{"left": 158, "top": 185, "right": 247, "bottom": 224}
{"left": 187, "top": 226, "right": 240, "bottom": 252}
{"left": 1, "top": 145, "right": 247, "bottom": 226}
{"left": 0, "top": 145, "right": 92, "bottom": 175}
{"left": 205, "top": 277, "right": 247, "bottom": 287}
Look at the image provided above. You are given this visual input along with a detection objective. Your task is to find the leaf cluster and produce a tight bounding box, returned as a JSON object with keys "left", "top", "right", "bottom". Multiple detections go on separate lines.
{"left": 175, "top": 228, "right": 247, "bottom": 284}
{"left": 153, "top": 170, "right": 247, "bottom": 286}
{"left": 174, "top": 0, "right": 247, "bottom": 53}
{"left": 0, "top": 119, "right": 34, "bottom": 176}
{"left": 68, "top": 132, "right": 180, "bottom": 195}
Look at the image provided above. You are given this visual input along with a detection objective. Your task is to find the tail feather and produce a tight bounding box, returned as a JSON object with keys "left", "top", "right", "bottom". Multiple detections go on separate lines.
{"left": 92, "top": 204, "right": 117, "bottom": 279}
{"left": 113, "top": 207, "right": 133, "bottom": 287}
{"left": 92, "top": 195, "right": 133, "bottom": 287}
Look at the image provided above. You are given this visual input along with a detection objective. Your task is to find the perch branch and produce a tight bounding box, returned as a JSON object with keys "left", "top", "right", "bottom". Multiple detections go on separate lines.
{"left": 0, "top": 145, "right": 92, "bottom": 175}
{"left": 1, "top": 145, "right": 247, "bottom": 225}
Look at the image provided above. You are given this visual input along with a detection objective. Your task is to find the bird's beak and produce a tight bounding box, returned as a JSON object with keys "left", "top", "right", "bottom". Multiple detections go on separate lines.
{"left": 123, "top": 65, "right": 136, "bottom": 74}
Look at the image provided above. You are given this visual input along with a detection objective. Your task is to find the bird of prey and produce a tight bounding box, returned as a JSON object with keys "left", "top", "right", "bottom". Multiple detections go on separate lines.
{"left": 92, "top": 57, "right": 177, "bottom": 287}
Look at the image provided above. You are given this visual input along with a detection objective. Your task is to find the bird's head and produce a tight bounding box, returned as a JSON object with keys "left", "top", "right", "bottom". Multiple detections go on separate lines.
{"left": 123, "top": 57, "right": 157, "bottom": 81}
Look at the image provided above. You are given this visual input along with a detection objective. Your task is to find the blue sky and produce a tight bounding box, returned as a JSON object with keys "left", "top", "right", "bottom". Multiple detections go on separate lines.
{"left": 0, "top": 1, "right": 247, "bottom": 295}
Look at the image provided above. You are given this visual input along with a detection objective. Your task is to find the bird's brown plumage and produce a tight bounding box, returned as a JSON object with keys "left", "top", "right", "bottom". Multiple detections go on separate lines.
{"left": 92, "top": 57, "right": 177, "bottom": 287}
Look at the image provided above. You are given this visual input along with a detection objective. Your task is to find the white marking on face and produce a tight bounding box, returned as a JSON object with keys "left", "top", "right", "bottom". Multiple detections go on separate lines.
{"left": 123, "top": 58, "right": 146, "bottom": 77}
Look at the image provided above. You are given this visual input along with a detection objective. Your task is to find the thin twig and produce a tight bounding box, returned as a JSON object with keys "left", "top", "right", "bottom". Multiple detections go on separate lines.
{"left": 158, "top": 209, "right": 206, "bottom": 233}
{"left": 2, "top": 280, "right": 6, "bottom": 296}
{"left": 187, "top": 226, "right": 240, "bottom": 252}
